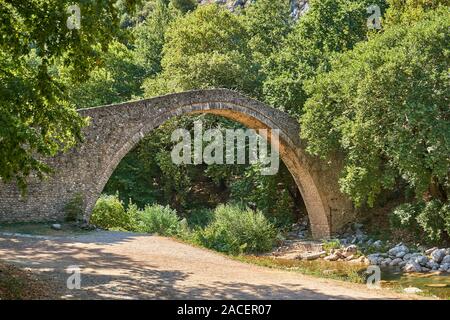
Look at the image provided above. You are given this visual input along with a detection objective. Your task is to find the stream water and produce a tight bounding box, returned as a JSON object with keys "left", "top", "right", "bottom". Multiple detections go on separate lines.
{"left": 380, "top": 266, "right": 450, "bottom": 299}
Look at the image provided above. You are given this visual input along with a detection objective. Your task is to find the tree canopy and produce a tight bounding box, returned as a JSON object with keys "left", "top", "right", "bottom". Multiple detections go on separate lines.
{"left": 301, "top": 7, "right": 449, "bottom": 206}
{"left": 0, "top": 0, "right": 138, "bottom": 189}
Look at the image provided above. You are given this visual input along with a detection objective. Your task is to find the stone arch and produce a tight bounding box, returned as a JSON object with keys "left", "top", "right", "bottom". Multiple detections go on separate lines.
{"left": 0, "top": 89, "right": 354, "bottom": 239}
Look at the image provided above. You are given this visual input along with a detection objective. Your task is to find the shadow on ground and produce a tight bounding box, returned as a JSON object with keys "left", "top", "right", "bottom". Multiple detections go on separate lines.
{"left": 0, "top": 233, "right": 389, "bottom": 300}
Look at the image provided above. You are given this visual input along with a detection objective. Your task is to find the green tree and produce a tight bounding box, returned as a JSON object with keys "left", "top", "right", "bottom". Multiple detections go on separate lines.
{"left": 133, "top": 0, "right": 177, "bottom": 76}
{"left": 262, "top": 0, "right": 387, "bottom": 115}
{"left": 142, "top": 4, "right": 258, "bottom": 97}
{"left": 384, "top": 0, "right": 448, "bottom": 26}
{"left": 240, "top": 0, "right": 293, "bottom": 98}
{"left": 170, "top": 0, "right": 197, "bottom": 13}
{"left": 65, "top": 41, "right": 146, "bottom": 108}
{"left": 0, "top": 0, "right": 137, "bottom": 189}
{"left": 301, "top": 8, "right": 449, "bottom": 206}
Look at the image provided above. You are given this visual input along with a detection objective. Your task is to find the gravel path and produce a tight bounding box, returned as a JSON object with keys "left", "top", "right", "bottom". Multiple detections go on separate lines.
{"left": 0, "top": 231, "right": 419, "bottom": 300}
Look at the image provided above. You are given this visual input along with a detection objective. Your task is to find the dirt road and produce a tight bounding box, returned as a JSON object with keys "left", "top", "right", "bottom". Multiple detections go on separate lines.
{"left": 0, "top": 231, "right": 417, "bottom": 299}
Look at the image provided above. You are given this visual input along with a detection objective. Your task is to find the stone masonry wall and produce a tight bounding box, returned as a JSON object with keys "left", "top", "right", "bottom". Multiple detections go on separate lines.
{"left": 0, "top": 89, "right": 354, "bottom": 239}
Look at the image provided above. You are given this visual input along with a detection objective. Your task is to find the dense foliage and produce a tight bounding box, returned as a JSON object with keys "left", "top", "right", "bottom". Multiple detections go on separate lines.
{"left": 0, "top": 0, "right": 139, "bottom": 190}
{"left": 193, "top": 204, "right": 278, "bottom": 254}
{"left": 138, "top": 204, "right": 185, "bottom": 236}
{"left": 91, "top": 197, "right": 277, "bottom": 255}
{"left": 301, "top": 8, "right": 449, "bottom": 207}
{"left": 3, "top": 0, "right": 450, "bottom": 244}
{"left": 90, "top": 194, "right": 136, "bottom": 231}
{"left": 262, "top": 0, "right": 387, "bottom": 115}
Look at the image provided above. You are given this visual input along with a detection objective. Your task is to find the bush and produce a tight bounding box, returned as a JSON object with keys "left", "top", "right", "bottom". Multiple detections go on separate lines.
{"left": 389, "top": 202, "right": 423, "bottom": 230}
{"left": 138, "top": 204, "right": 183, "bottom": 236}
{"left": 187, "top": 208, "right": 214, "bottom": 229}
{"left": 193, "top": 204, "right": 277, "bottom": 255}
{"left": 443, "top": 204, "right": 450, "bottom": 237}
{"left": 416, "top": 200, "right": 446, "bottom": 242}
{"left": 91, "top": 194, "right": 132, "bottom": 230}
{"left": 390, "top": 200, "right": 450, "bottom": 243}
{"left": 64, "top": 193, "right": 84, "bottom": 222}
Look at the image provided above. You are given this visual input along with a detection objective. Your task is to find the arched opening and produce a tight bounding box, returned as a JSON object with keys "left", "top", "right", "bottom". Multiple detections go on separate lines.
{"left": 100, "top": 114, "right": 310, "bottom": 235}
{"left": 79, "top": 91, "right": 333, "bottom": 239}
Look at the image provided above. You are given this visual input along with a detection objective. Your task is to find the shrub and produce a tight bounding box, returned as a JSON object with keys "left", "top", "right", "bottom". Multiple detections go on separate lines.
{"left": 416, "top": 200, "right": 446, "bottom": 242}
{"left": 390, "top": 200, "right": 450, "bottom": 243}
{"left": 138, "top": 204, "right": 182, "bottom": 236}
{"left": 193, "top": 204, "right": 277, "bottom": 255}
{"left": 443, "top": 204, "right": 450, "bottom": 237}
{"left": 64, "top": 193, "right": 84, "bottom": 222}
{"left": 90, "top": 194, "right": 131, "bottom": 230}
{"left": 187, "top": 208, "right": 214, "bottom": 229}
{"left": 389, "top": 202, "right": 423, "bottom": 230}
{"left": 124, "top": 201, "right": 142, "bottom": 232}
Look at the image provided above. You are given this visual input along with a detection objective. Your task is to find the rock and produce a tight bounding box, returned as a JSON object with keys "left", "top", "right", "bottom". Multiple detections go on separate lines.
{"left": 439, "top": 263, "right": 450, "bottom": 271}
{"left": 425, "top": 247, "right": 438, "bottom": 255}
{"left": 421, "top": 267, "right": 431, "bottom": 272}
{"left": 398, "top": 261, "right": 407, "bottom": 268}
{"left": 344, "top": 244, "right": 358, "bottom": 253}
{"left": 367, "top": 254, "right": 381, "bottom": 265}
{"left": 414, "top": 255, "right": 428, "bottom": 266}
{"left": 402, "top": 253, "right": 412, "bottom": 261}
{"left": 51, "top": 223, "right": 62, "bottom": 230}
{"left": 404, "top": 261, "right": 422, "bottom": 273}
{"left": 418, "top": 245, "right": 427, "bottom": 252}
{"left": 324, "top": 254, "right": 340, "bottom": 261}
{"left": 347, "top": 256, "right": 370, "bottom": 265}
{"left": 345, "top": 254, "right": 356, "bottom": 261}
{"left": 372, "top": 240, "right": 383, "bottom": 249}
{"left": 343, "top": 245, "right": 358, "bottom": 257}
{"left": 440, "top": 255, "right": 450, "bottom": 265}
{"left": 425, "top": 283, "right": 449, "bottom": 288}
{"left": 280, "top": 252, "right": 302, "bottom": 260}
{"left": 403, "top": 287, "right": 423, "bottom": 294}
{"left": 390, "top": 258, "right": 403, "bottom": 266}
{"left": 357, "top": 256, "right": 370, "bottom": 265}
{"left": 303, "top": 251, "right": 326, "bottom": 260}
{"left": 426, "top": 261, "right": 440, "bottom": 270}
{"left": 409, "top": 253, "right": 422, "bottom": 259}
{"left": 431, "top": 249, "right": 446, "bottom": 263}
{"left": 396, "top": 251, "right": 407, "bottom": 258}
{"left": 335, "top": 250, "right": 347, "bottom": 260}
{"left": 297, "top": 231, "right": 307, "bottom": 239}
{"left": 388, "top": 244, "right": 409, "bottom": 257}
{"left": 381, "top": 258, "right": 392, "bottom": 267}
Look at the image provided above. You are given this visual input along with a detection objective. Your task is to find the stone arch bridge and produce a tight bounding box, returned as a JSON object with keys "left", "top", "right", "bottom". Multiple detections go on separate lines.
{"left": 0, "top": 89, "right": 354, "bottom": 239}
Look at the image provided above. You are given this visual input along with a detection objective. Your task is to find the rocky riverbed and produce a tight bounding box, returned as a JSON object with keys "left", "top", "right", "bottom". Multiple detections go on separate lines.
{"left": 273, "top": 222, "right": 450, "bottom": 275}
